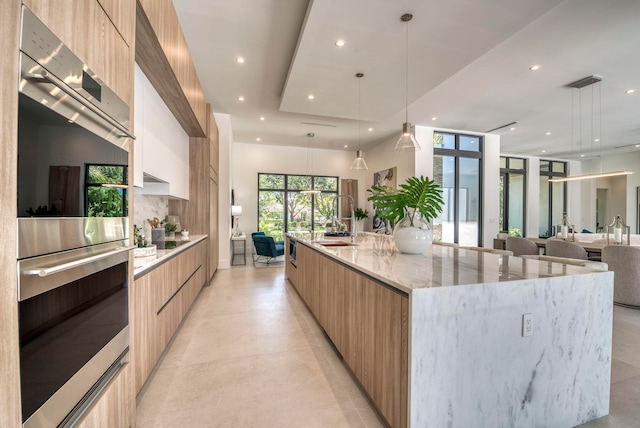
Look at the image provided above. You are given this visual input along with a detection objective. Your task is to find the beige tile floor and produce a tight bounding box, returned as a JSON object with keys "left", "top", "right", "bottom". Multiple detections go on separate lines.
{"left": 136, "top": 264, "right": 640, "bottom": 428}
{"left": 135, "top": 264, "right": 384, "bottom": 427}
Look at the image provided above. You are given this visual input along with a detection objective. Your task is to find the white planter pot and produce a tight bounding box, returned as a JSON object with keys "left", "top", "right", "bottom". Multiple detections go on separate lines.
{"left": 393, "top": 211, "right": 433, "bottom": 254}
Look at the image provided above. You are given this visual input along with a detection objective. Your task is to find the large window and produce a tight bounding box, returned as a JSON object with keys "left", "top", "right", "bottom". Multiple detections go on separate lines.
{"left": 258, "top": 173, "right": 338, "bottom": 241}
{"left": 539, "top": 160, "right": 567, "bottom": 238}
{"left": 433, "top": 132, "right": 482, "bottom": 246}
{"left": 500, "top": 157, "right": 526, "bottom": 236}
{"left": 85, "top": 164, "right": 128, "bottom": 217}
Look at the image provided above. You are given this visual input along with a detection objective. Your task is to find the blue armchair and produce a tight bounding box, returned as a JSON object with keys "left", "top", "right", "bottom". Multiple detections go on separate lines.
{"left": 252, "top": 234, "right": 285, "bottom": 264}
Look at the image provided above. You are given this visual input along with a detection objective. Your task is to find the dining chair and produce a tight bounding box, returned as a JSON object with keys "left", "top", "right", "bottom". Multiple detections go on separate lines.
{"left": 602, "top": 245, "right": 640, "bottom": 307}
{"left": 505, "top": 236, "right": 539, "bottom": 257}
{"left": 545, "top": 239, "right": 588, "bottom": 260}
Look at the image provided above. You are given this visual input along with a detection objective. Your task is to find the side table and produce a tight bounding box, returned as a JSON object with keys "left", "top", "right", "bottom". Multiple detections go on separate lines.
{"left": 231, "top": 234, "right": 247, "bottom": 266}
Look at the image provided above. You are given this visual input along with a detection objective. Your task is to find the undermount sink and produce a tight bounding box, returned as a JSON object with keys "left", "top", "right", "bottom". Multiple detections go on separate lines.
{"left": 314, "top": 240, "right": 357, "bottom": 247}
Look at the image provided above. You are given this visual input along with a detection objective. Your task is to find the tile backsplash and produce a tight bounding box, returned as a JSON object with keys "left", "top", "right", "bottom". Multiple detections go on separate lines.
{"left": 133, "top": 190, "right": 168, "bottom": 239}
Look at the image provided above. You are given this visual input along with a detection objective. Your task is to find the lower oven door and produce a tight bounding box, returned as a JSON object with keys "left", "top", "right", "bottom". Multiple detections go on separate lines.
{"left": 18, "top": 242, "right": 133, "bottom": 427}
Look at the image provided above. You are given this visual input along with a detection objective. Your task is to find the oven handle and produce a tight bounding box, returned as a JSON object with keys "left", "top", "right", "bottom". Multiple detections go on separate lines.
{"left": 24, "top": 246, "right": 136, "bottom": 277}
{"left": 26, "top": 70, "right": 136, "bottom": 140}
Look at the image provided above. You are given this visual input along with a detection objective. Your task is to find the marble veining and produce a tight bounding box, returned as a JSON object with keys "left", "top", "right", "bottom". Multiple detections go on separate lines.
{"left": 409, "top": 274, "right": 613, "bottom": 427}
{"left": 133, "top": 192, "right": 169, "bottom": 239}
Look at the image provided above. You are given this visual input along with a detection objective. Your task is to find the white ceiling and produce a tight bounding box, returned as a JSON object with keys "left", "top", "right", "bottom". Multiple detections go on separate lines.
{"left": 174, "top": 0, "right": 640, "bottom": 160}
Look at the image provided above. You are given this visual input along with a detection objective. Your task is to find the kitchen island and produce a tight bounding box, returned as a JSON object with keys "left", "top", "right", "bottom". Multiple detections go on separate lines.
{"left": 285, "top": 233, "right": 613, "bottom": 428}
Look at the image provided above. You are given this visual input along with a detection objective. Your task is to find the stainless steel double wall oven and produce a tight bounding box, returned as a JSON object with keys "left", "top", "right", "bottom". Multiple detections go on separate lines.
{"left": 17, "top": 7, "right": 135, "bottom": 427}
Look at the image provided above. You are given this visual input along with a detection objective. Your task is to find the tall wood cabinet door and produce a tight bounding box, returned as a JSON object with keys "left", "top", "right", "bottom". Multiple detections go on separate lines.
{"left": 132, "top": 269, "right": 160, "bottom": 394}
{"left": 361, "top": 278, "right": 407, "bottom": 428}
{"left": 209, "top": 176, "right": 218, "bottom": 280}
{"left": 97, "top": 0, "right": 135, "bottom": 46}
{"left": 342, "top": 268, "right": 363, "bottom": 378}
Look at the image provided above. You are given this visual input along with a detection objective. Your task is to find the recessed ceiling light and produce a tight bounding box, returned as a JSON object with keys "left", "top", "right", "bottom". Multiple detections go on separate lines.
{"left": 510, "top": 127, "right": 516, "bottom": 131}
{"left": 626, "top": 89, "right": 636, "bottom": 94}
{"left": 307, "top": 94, "right": 315, "bottom": 100}
{"left": 545, "top": 132, "right": 551, "bottom": 136}
{"left": 580, "top": 154, "right": 585, "bottom": 157}
{"left": 541, "top": 150, "right": 546, "bottom": 153}
{"left": 260, "top": 116, "right": 265, "bottom": 121}
{"left": 431, "top": 117, "right": 437, "bottom": 121}
{"left": 368, "top": 128, "right": 373, "bottom": 132}
{"left": 236, "top": 57, "right": 245, "bottom": 64}
{"left": 595, "top": 138, "right": 600, "bottom": 142}
{"left": 238, "top": 96, "right": 245, "bottom": 101}
{"left": 344, "top": 145, "right": 348, "bottom": 148}
{"left": 530, "top": 64, "right": 541, "bottom": 71}
{"left": 256, "top": 138, "right": 261, "bottom": 142}
{"left": 635, "top": 144, "right": 640, "bottom": 148}
{"left": 335, "top": 39, "right": 346, "bottom": 47}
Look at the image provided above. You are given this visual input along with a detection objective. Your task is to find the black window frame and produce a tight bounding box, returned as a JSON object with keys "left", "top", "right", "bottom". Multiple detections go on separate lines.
{"left": 84, "top": 163, "right": 128, "bottom": 217}
{"left": 500, "top": 156, "right": 527, "bottom": 235}
{"left": 539, "top": 160, "right": 567, "bottom": 238}
{"left": 433, "top": 132, "right": 483, "bottom": 246}
{"left": 257, "top": 173, "right": 339, "bottom": 235}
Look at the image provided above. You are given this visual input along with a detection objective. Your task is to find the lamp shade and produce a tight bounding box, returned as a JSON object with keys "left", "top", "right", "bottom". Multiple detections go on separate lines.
{"left": 395, "top": 122, "right": 421, "bottom": 152}
{"left": 350, "top": 150, "right": 368, "bottom": 170}
{"left": 231, "top": 205, "right": 243, "bottom": 216}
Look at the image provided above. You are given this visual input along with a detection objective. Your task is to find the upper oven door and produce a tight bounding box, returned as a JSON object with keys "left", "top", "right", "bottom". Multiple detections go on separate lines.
{"left": 19, "top": 7, "right": 133, "bottom": 149}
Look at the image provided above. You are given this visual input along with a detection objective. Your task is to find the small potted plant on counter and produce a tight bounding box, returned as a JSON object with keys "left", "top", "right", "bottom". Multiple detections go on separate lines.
{"left": 165, "top": 222, "right": 178, "bottom": 240}
{"left": 354, "top": 207, "right": 369, "bottom": 232}
{"left": 367, "top": 175, "right": 444, "bottom": 254}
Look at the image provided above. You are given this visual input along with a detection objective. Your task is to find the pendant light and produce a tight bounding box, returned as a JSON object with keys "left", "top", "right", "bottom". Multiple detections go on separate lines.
{"left": 350, "top": 72, "right": 368, "bottom": 170}
{"left": 300, "top": 132, "right": 321, "bottom": 194}
{"left": 549, "top": 76, "right": 632, "bottom": 182}
{"left": 395, "top": 13, "right": 421, "bottom": 153}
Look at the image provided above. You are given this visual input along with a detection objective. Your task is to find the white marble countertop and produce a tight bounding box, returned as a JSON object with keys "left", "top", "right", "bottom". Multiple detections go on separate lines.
{"left": 133, "top": 234, "right": 207, "bottom": 278}
{"left": 289, "top": 232, "right": 609, "bottom": 294}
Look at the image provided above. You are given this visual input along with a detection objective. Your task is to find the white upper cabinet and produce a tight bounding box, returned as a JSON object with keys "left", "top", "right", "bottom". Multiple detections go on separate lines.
{"left": 133, "top": 64, "right": 189, "bottom": 200}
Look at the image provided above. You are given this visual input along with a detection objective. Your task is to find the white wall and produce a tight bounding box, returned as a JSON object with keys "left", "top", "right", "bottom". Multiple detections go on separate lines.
{"left": 215, "top": 113, "right": 233, "bottom": 268}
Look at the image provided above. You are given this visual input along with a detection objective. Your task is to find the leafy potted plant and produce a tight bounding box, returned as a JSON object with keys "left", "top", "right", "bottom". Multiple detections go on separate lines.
{"left": 165, "top": 222, "right": 178, "bottom": 240}
{"left": 354, "top": 207, "right": 369, "bottom": 232}
{"left": 367, "top": 175, "right": 444, "bottom": 254}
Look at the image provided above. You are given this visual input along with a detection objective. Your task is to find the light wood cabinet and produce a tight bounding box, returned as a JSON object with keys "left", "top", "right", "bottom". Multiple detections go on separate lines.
{"left": 75, "top": 364, "right": 133, "bottom": 428}
{"left": 132, "top": 240, "right": 207, "bottom": 394}
{"left": 23, "top": 0, "right": 134, "bottom": 106}
{"left": 136, "top": 0, "right": 207, "bottom": 137}
{"left": 97, "top": 0, "right": 135, "bottom": 47}
{"left": 290, "top": 241, "right": 408, "bottom": 428}
{"left": 285, "top": 237, "right": 298, "bottom": 287}
{"left": 361, "top": 278, "right": 408, "bottom": 428}
{"left": 0, "top": 2, "right": 22, "bottom": 425}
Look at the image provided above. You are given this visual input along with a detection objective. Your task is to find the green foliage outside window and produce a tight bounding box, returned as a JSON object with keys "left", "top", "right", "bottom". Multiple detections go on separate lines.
{"left": 86, "top": 164, "right": 127, "bottom": 217}
{"left": 258, "top": 173, "right": 338, "bottom": 239}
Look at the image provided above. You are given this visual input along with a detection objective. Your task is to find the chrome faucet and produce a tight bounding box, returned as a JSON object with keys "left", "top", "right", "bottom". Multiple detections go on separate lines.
{"left": 332, "top": 194, "right": 356, "bottom": 243}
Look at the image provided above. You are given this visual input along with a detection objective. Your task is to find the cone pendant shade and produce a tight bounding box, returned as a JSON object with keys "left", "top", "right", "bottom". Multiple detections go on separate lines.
{"left": 350, "top": 150, "right": 368, "bottom": 170}
{"left": 395, "top": 122, "right": 421, "bottom": 152}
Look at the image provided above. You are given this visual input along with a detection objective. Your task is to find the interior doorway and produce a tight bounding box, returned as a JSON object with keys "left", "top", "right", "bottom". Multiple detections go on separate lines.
{"left": 596, "top": 188, "right": 608, "bottom": 232}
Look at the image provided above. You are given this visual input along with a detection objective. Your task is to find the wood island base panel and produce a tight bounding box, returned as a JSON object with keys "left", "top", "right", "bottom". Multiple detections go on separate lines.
{"left": 285, "top": 233, "right": 613, "bottom": 428}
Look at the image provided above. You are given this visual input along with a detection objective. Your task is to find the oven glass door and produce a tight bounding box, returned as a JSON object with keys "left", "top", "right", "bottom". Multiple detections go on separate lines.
{"left": 18, "top": 244, "right": 130, "bottom": 425}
